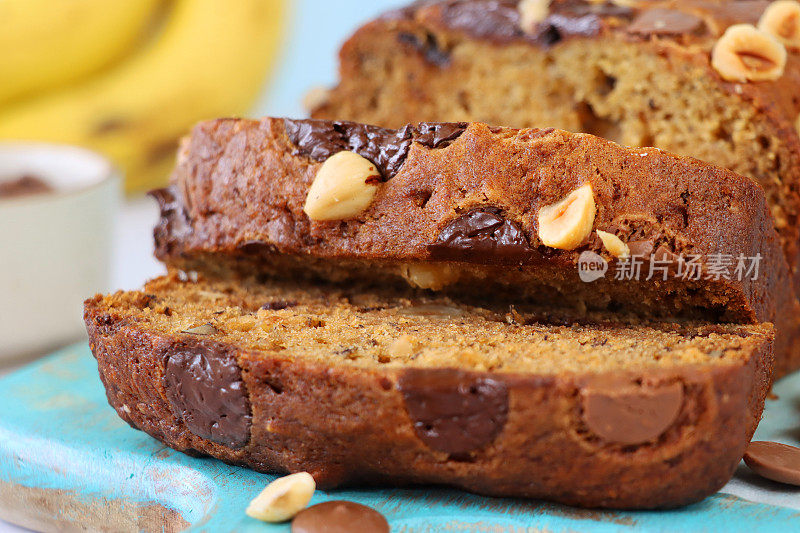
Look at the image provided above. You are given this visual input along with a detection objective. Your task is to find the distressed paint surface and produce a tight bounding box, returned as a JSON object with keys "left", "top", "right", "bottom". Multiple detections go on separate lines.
{"left": 0, "top": 344, "right": 798, "bottom": 532}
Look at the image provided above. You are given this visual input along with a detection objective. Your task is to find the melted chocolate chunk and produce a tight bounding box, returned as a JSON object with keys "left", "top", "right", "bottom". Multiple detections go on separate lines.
{"left": 415, "top": 122, "right": 468, "bottom": 148}
{"left": 581, "top": 378, "right": 683, "bottom": 445}
{"left": 399, "top": 368, "right": 509, "bottom": 455}
{"left": 627, "top": 8, "right": 705, "bottom": 36}
{"left": 163, "top": 342, "right": 251, "bottom": 448}
{"left": 283, "top": 119, "right": 466, "bottom": 179}
{"left": 428, "top": 208, "right": 534, "bottom": 264}
{"left": 398, "top": 31, "right": 452, "bottom": 66}
{"left": 436, "top": 0, "right": 527, "bottom": 42}
{"left": 150, "top": 187, "right": 193, "bottom": 258}
{"left": 291, "top": 501, "right": 390, "bottom": 533}
{"left": 417, "top": 0, "right": 631, "bottom": 46}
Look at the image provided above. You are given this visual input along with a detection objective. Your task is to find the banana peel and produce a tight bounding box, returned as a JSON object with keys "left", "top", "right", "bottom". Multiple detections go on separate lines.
{"left": 0, "top": 0, "right": 286, "bottom": 193}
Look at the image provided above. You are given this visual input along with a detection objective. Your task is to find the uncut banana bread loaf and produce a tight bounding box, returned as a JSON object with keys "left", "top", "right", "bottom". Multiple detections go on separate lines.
{"left": 85, "top": 273, "right": 774, "bottom": 509}
{"left": 152, "top": 117, "right": 800, "bottom": 375}
{"left": 311, "top": 0, "right": 800, "bottom": 290}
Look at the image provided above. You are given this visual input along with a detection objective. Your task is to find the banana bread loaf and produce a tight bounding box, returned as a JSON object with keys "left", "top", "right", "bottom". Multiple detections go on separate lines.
{"left": 84, "top": 273, "right": 774, "bottom": 509}
{"left": 152, "top": 117, "right": 800, "bottom": 375}
{"left": 312, "top": 0, "right": 800, "bottom": 292}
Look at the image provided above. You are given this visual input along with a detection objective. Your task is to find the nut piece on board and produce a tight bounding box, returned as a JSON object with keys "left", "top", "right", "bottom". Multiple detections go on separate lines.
{"left": 303, "top": 151, "right": 380, "bottom": 221}
{"left": 246, "top": 472, "right": 316, "bottom": 523}
{"left": 518, "top": 0, "right": 550, "bottom": 33}
{"left": 538, "top": 183, "right": 596, "bottom": 250}
{"left": 758, "top": 0, "right": 800, "bottom": 50}
{"left": 712, "top": 24, "right": 787, "bottom": 82}
{"left": 597, "top": 230, "right": 630, "bottom": 259}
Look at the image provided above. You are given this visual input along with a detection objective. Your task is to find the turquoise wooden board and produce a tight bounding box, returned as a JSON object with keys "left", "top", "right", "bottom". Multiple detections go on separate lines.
{"left": 1, "top": 344, "right": 799, "bottom": 532}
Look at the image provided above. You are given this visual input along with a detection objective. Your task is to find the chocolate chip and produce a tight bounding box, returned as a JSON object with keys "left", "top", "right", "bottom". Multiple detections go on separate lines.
{"left": 437, "top": 0, "right": 527, "bottom": 42}
{"left": 150, "top": 187, "right": 193, "bottom": 258}
{"left": 163, "top": 342, "right": 251, "bottom": 448}
{"left": 744, "top": 441, "right": 800, "bottom": 486}
{"left": 291, "top": 501, "right": 389, "bottom": 533}
{"left": 399, "top": 368, "right": 508, "bottom": 455}
{"left": 284, "top": 119, "right": 467, "bottom": 179}
{"left": 414, "top": 122, "right": 468, "bottom": 149}
{"left": 626, "top": 239, "right": 655, "bottom": 258}
{"left": 536, "top": 13, "right": 603, "bottom": 46}
{"left": 627, "top": 8, "right": 705, "bottom": 36}
{"left": 581, "top": 378, "right": 683, "bottom": 445}
{"left": 428, "top": 208, "right": 534, "bottom": 264}
{"left": 398, "top": 31, "right": 451, "bottom": 66}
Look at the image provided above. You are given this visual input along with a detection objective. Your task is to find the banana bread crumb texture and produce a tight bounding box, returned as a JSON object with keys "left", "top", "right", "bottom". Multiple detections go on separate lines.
{"left": 85, "top": 273, "right": 773, "bottom": 508}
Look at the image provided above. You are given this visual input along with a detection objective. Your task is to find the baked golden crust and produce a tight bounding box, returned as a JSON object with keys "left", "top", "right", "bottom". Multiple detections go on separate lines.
{"left": 313, "top": 0, "right": 800, "bottom": 297}
{"left": 84, "top": 275, "right": 774, "bottom": 509}
{"left": 155, "top": 117, "right": 800, "bottom": 376}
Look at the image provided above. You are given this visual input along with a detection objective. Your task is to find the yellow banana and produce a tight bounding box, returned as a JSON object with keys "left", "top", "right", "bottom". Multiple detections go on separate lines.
{"left": 0, "top": 0, "right": 163, "bottom": 105}
{"left": 0, "top": 0, "right": 285, "bottom": 193}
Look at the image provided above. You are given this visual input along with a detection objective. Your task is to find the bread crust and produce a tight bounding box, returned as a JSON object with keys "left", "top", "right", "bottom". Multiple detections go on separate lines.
{"left": 314, "top": 0, "right": 800, "bottom": 302}
{"left": 85, "top": 292, "right": 772, "bottom": 509}
{"left": 155, "top": 117, "right": 800, "bottom": 376}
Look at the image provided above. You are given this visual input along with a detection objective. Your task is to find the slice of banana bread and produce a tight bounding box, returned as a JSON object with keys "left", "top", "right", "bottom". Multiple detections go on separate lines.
{"left": 84, "top": 273, "right": 773, "bottom": 509}
{"left": 153, "top": 117, "right": 800, "bottom": 375}
{"left": 311, "top": 0, "right": 800, "bottom": 290}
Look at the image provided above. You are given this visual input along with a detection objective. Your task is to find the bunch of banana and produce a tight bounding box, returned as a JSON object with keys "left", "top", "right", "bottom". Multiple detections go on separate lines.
{"left": 0, "top": 0, "right": 285, "bottom": 193}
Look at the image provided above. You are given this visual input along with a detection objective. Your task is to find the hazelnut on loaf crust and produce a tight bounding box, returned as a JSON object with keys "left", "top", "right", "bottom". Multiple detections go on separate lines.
{"left": 85, "top": 273, "right": 773, "bottom": 509}
{"left": 312, "top": 0, "right": 800, "bottom": 295}
{"left": 153, "top": 117, "right": 800, "bottom": 376}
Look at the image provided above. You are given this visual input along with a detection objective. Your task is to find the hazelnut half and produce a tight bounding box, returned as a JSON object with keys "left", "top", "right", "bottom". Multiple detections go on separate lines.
{"left": 538, "top": 183, "right": 596, "bottom": 250}
{"left": 303, "top": 151, "right": 381, "bottom": 221}
{"left": 758, "top": 0, "right": 800, "bottom": 50}
{"left": 518, "top": 0, "right": 550, "bottom": 33}
{"left": 246, "top": 472, "right": 316, "bottom": 523}
{"left": 711, "top": 24, "right": 787, "bottom": 82}
{"left": 596, "top": 230, "right": 630, "bottom": 259}
{"left": 400, "top": 263, "right": 460, "bottom": 290}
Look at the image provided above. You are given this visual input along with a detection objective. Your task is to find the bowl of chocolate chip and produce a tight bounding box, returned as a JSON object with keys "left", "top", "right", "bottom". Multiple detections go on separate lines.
{"left": 0, "top": 143, "right": 119, "bottom": 363}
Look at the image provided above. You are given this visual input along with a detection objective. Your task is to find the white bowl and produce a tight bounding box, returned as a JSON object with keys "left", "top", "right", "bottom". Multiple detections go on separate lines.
{"left": 0, "top": 143, "right": 119, "bottom": 363}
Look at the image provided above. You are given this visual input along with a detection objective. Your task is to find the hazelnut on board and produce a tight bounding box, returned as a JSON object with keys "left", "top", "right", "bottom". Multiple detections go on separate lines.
{"left": 759, "top": 0, "right": 800, "bottom": 50}
{"left": 246, "top": 472, "right": 316, "bottom": 523}
{"left": 596, "top": 230, "right": 630, "bottom": 259}
{"left": 303, "top": 151, "right": 381, "bottom": 221}
{"left": 537, "top": 183, "right": 596, "bottom": 250}
{"left": 518, "top": 0, "right": 550, "bottom": 32}
{"left": 711, "top": 24, "right": 787, "bottom": 82}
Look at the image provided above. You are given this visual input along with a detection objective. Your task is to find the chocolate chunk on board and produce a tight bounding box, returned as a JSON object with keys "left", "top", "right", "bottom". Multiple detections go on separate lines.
{"left": 291, "top": 501, "right": 389, "bottom": 533}
{"left": 743, "top": 441, "right": 800, "bottom": 486}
